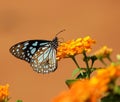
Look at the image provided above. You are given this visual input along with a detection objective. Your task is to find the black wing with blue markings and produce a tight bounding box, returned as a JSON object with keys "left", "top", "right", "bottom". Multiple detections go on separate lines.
{"left": 9, "top": 40, "right": 51, "bottom": 63}
{"left": 9, "top": 37, "right": 58, "bottom": 74}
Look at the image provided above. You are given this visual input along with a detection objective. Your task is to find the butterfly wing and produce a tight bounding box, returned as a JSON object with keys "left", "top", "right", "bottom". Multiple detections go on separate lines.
{"left": 10, "top": 37, "right": 58, "bottom": 74}
{"left": 9, "top": 40, "right": 50, "bottom": 63}
{"left": 30, "top": 43, "right": 57, "bottom": 74}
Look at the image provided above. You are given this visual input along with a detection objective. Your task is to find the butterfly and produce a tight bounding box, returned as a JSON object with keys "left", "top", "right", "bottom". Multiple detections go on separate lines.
{"left": 9, "top": 29, "right": 65, "bottom": 74}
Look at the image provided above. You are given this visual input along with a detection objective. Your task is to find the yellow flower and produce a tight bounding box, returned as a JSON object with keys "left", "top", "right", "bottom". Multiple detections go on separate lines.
{"left": 0, "top": 84, "right": 9, "bottom": 102}
{"left": 57, "top": 36, "right": 95, "bottom": 60}
{"left": 94, "top": 46, "right": 112, "bottom": 59}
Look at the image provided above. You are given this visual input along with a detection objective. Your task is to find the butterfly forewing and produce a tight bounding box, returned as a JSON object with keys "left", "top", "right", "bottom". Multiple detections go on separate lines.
{"left": 9, "top": 40, "right": 51, "bottom": 63}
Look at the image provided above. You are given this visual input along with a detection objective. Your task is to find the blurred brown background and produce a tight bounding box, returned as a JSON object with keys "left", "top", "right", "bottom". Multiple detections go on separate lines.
{"left": 0, "top": 0, "right": 120, "bottom": 102}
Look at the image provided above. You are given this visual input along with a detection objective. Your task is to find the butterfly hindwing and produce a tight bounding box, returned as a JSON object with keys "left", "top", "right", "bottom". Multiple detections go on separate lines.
{"left": 9, "top": 40, "right": 51, "bottom": 63}
{"left": 30, "top": 44, "right": 57, "bottom": 73}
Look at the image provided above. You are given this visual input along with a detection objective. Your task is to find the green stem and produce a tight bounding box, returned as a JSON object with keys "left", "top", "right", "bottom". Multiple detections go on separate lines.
{"left": 70, "top": 56, "right": 83, "bottom": 75}
{"left": 90, "top": 61, "right": 94, "bottom": 68}
{"left": 100, "top": 58, "right": 107, "bottom": 66}
{"left": 83, "top": 51, "right": 90, "bottom": 78}
{"left": 90, "top": 56, "right": 97, "bottom": 68}
{"left": 107, "top": 55, "right": 112, "bottom": 62}
{"left": 71, "top": 56, "right": 80, "bottom": 68}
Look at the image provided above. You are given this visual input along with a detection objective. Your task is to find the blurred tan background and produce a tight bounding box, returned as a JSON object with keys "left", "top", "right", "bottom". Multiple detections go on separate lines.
{"left": 0, "top": 0, "right": 120, "bottom": 102}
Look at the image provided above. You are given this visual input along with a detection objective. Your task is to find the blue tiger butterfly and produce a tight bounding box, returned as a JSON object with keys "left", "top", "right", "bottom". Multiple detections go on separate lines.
{"left": 9, "top": 29, "right": 65, "bottom": 74}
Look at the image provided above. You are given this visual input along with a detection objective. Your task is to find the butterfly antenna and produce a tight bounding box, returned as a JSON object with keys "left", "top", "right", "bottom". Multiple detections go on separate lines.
{"left": 56, "top": 29, "right": 66, "bottom": 36}
{"left": 58, "top": 37, "right": 64, "bottom": 43}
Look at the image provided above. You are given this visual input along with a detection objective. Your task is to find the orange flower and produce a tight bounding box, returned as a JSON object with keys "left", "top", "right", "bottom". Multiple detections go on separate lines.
{"left": 70, "top": 79, "right": 90, "bottom": 102}
{"left": 52, "top": 64, "right": 120, "bottom": 102}
{"left": 95, "top": 64, "right": 120, "bottom": 81}
{"left": 52, "top": 79, "right": 91, "bottom": 102}
{"left": 89, "top": 76, "right": 109, "bottom": 102}
{"left": 57, "top": 36, "right": 95, "bottom": 60}
{"left": 114, "top": 65, "right": 120, "bottom": 77}
{"left": 94, "top": 46, "right": 112, "bottom": 59}
{"left": 52, "top": 78, "right": 108, "bottom": 102}
{"left": 52, "top": 91, "right": 72, "bottom": 102}
{"left": 0, "top": 84, "right": 9, "bottom": 102}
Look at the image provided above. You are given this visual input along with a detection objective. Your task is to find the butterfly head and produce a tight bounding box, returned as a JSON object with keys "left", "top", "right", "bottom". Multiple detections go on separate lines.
{"left": 51, "top": 37, "right": 58, "bottom": 49}
{"left": 52, "top": 29, "right": 66, "bottom": 49}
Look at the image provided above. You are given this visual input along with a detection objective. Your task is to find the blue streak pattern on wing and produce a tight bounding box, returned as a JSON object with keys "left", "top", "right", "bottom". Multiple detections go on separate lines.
{"left": 9, "top": 40, "right": 50, "bottom": 63}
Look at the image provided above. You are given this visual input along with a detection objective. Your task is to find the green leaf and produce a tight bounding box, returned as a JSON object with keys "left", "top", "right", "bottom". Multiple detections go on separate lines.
{"left": 114, "top": 85, "right": 120, "bottom": 94}
{"left": 101, "top": 94, "right": 120, "bottom": 102}
{"left": 65, "top": 79, "right": 79, "bottom": 88}
{"left": 76, "top": 72, "right": 88, "bottom": 79}
{"left": 16, "top": 100, "right": 23, "bottom": 102}
{"left": 72, "top": 68, "right": 81, "bottom": 77}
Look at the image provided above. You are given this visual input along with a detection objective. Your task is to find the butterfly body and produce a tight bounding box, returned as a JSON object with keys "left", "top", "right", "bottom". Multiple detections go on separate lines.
{"left": 10, "top": 37, "right": 58, "bottom": 74}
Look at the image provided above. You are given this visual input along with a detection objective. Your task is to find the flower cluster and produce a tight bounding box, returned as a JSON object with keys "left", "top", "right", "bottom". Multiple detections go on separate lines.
{"left": 0, "top": 84, "right": 9, "bottom": 102}
{"left": 94, "top": 46, "right": 112, "bottom": 59}
{"left": 52, "top": 64, "right": 120, "bottom": 102}
{"left": 52, "top": 35, "right": 120, "bottom": 102}
{"left": 57, "top": 36, "right": 95, "bottom": 60}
